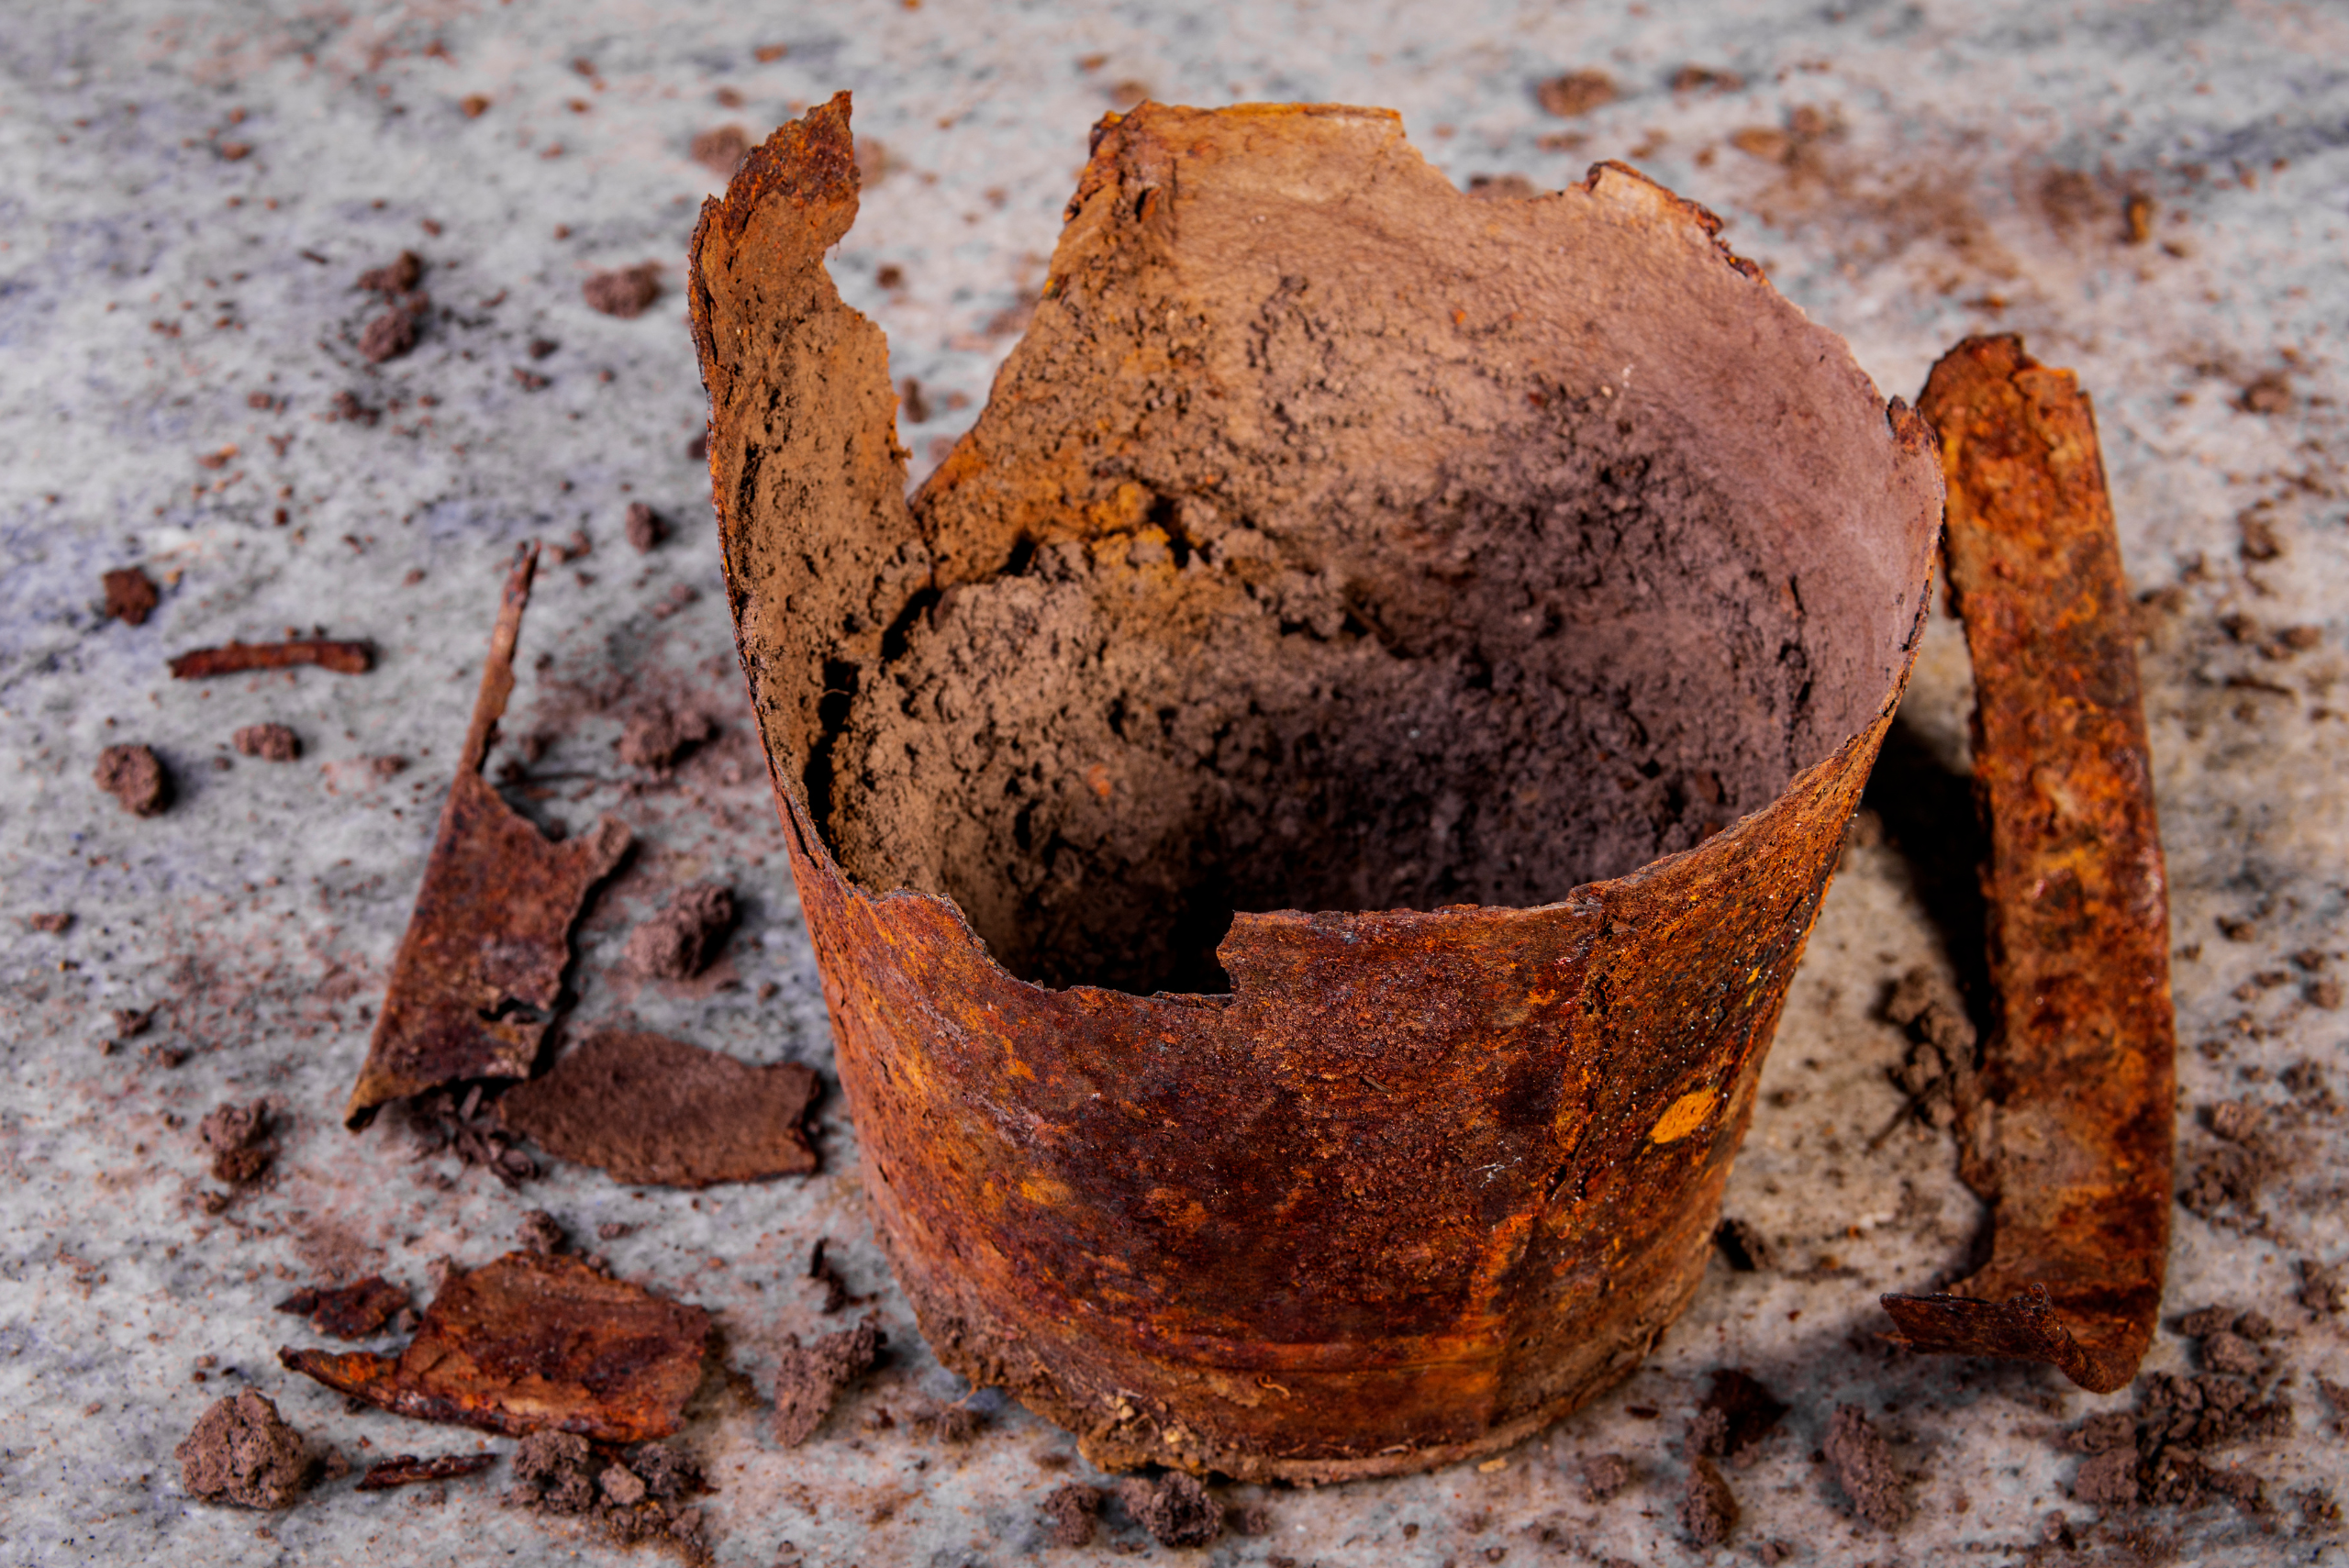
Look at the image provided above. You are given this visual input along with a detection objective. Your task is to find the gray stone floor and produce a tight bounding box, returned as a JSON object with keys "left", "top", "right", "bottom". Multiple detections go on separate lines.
{"left": 3, "top": 2, "right": 2345, "bottom": 1563}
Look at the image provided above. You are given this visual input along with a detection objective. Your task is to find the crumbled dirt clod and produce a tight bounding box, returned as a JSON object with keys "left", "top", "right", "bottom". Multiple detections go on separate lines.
{"left": 583, "top": 263, "right": 661, "bottom": 318}
{"left": 599, "top": 1463, "right": 648, "bottom": 1506}
{"left": 773, "top": 1319, "right": 884, "bottom": 1445}
{"left": 200, "top": 1098, "right": 273, "bottom": 1184}
{"left": 498, "top": 1028, "right": 819, "bottom": 1188}
{"left": 1689, "top": 1369, "right": 1788, "bottom": 1466}
{"left": 95, "top": 743, "right": 169, "bottom": 816}
{"left": 1041, "top": 1481, "right": 1105, "bottom": 1547}
{"left": 1582, "top": 1451, "right": 1635, "bottom": 1502}
{"left": 177, "top": 1391, "right": 311, "bottom": 1509}
{"left": 511, "top": 1429, "right": 596, "bottom": 1513}
{"left": 1118, "top": 1472, "right": 1221, "bottom": 1547}
{"left": 1536, "top": 69, "right": 1617, "bottom": 117}
{"left": 103, "top": 566, "right": 160, "bottom": 626}
{"left": 618, "top": 703, "right": 717, "bottom": 772}
{"left": 275, "top": 1275, "right": 410, "bottom": 1339}
{"left": 232, "top": 723, "right": 301, "bottom": 762}
{"left": 624, "top": 883, "right": 734, "bottom": 979}
{"left": 518, "top": 1209, "right": 569, "bottom": 1255}
{"left": 360, "top": 308, "right": 417, "bottom": 362}
{"left": 358, "top": 251, "right": 425, "bottom": 294}
{"left": 1680, "top": 1454, "right": 1738, "bottom": 1547}
{"left": 1824, "top": 1404, "right": 1910, "bottom": 1531}
{"left": 624, "top": 500, "right": 667, "bottom": 552}
{"left": 280, "top": 1251, "right": 711, "bottom": 1442}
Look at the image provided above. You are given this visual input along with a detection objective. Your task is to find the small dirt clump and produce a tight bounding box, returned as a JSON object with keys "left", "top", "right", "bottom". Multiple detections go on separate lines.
{"left": 618, "top": 702, "right": 716, "bottom": 771}
{"left": 773, "top": 1319, "right": 885, "bottom": 1445}
{"left": 361, "top": 309, "right": 417, "bottom": 362}
{"left": 584, "top": 264, "right": 661, "bottom": 318}
{"left": 200, "top": 1099, "right": 273, "bottom": 1184}
{"left": 358, "top": 251, "right": 425, "bottom": 294}
{"left": 177, "top": 1391, "right": 311, "bottom": 1509}
{"left": 103, "top": 566, "right": 161, "bottom": 625}
{"left": 1582, "top": 1451, "right": 1635, "bottom": 1502}
{"left": 1824, "top": 1404, "right": 1910, "bottom": 1531}
{"left": 625, "top": 500, "right": 667, "bottom": 552}
{"left": 233, "top": 723, "right": 301, "bottom": 762}
{"left": 95, "top": 743, "right": 169, "bottom": 816}
{"left": 275, "top": 1275, "right": 410, "bottom": 1339}
{"left": 1041, "top": 1482, "right": 1105, "bottom": 1546}
{"left": 1680, "top": 1453, "right": 1738, "bottom": 1546}
{"left": 624, "top": 883, "right": 734, "bottom": 979}
{"left": 692, "top": 125, "right": 750, "bottom": 177}
{"left": 1118, "top": 1472, "right": 1221, "bottom": 1547}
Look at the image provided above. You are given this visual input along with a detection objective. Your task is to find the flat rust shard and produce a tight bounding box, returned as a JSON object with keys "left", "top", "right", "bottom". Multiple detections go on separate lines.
{"left": 1881, "top": 334, "right": 2176, "bottom": 1396}
{"left": 496, "top": 1028, "right": 820, "bottom": 1188}
{"left": 343, "top": 543, "right": 631, "bottom": 1128}
{"left": 279, "top": 1251, "right": 710, "bottom": 1443}
{"left": 692, "top": 95, "right": 1942, "bottom": 1477}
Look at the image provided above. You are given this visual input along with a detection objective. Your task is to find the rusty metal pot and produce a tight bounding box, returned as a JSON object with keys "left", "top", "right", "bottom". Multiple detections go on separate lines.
{"left": 690, "top": 97, "right": 1942, "bottom": 1480}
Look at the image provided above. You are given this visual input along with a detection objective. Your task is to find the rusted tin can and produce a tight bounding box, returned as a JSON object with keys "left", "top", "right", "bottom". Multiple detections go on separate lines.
{"left": 691, "top": 97, "right": 1942, "bottom": 1480}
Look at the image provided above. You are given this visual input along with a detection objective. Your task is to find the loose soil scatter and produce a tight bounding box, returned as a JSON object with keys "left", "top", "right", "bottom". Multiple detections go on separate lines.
{"left": 102, "top": 566, "right": 160, "bottom": 625}
{"left": 691, "top": 95, "right": 1938, "bottom": 1479}
{"left": 1041, "top": 1481, "right": 1105, "bottom": 1546}
{"left": 2065, "top": 1308, "right": 2291, "bottom": 1511}
{"left": 276, "top": 1275, "right": 411, "bottom": 1338}
{"left": 1680, "top": 1453, "right": 1738, "bottom": 1546}
{"left": 772, "top": 1319, "right": 883, "bottom": 1445}
{"left": 232, "top": 722, "right": 301, "bottom": 761}
{"left": 584, "top": 264, "right": 661, "bottom": 318}
{"left": 1118, "top": 1472, "right": 1221, "bottom": 1547}
{"left": 199, "top": 1098, "right": 273, "bottom": 1184}
{"left": 403, "top": 1084, "right": 540, "bottom": 1186}
{"left": 1823, "top": 1404, "right": 1910, "bottom": 1531}
{"left": 509, "top": 1432, "right": 709, "bottom": 1557}
{"left": 357, "top": 1451, "right": 497, "bottom": 1490}
{"left": 279, "top": 1250, "right": 710, "bottom": 1442}
{"left": 95, "top": 743, "right": 169, "bottom": 816}
{"left": 342, "top": 544, "right": 631, "bottom": 1127}
{"left": 624, "top": 883, "right": 734, "bottom": 978}
{"left": 1884, "top": 335, "right": 2175, "bottom": 1396}
{"left": 499, "top": 1029, "right": 818, "bottom": 1187}
{"left": 169, "top": 639, "right": 373, "bottom": 678}
{"left": 618, "top": 703, "right": 716, "bottom": 771}
{"left": 625, "top": 501, "right": 667, "bottom": 552}
{"left": 177, "top": 1391, "right": 311, "bottom": 1509}
{"left": 1883, "top": 964, "right": 1978, "bottom": 1132}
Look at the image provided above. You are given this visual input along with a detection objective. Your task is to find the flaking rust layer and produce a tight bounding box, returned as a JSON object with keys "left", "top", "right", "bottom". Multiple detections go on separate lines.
{"left": 1882, "top": 335, "right": 2176, "bottom": 1394}
{"left": 691, "top": 95, "right": 1942, "bottom": 1479}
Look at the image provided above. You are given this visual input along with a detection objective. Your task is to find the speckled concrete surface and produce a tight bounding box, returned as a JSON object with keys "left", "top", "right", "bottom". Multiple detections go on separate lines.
{"left": 3, "top": 3, "right": 2346, "bottom": 1564}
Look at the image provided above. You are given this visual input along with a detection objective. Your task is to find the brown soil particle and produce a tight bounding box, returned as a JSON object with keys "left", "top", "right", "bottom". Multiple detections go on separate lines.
{"left": 358, "top": 251, "right": 426, "bottom": 294}
{"left": 692, "top": 125, "right": 750, "bottom": 177}
{"left": 1680, "top": 1453, "right": 1738, "bottom": 1547}
{"left": 102, "top": 566, "right": 160, "bottom": 625}
{"left": 583, "top": 263, "right": 661, "bottom": 318}
{"left": 1118, "top": 1472, "right": 1221, "bottom": 1547}
{"left": 279, "top": 1251, "right": 712, "bottom": 1442}
{"left": 1823, "top": 1405, "right": 1910, "bottom": 1531}
{"left": 773, "top": 1319, "right": 884, "bottom": 1445}
{"left": 361, "top": 308, "right": 417, "bottom": 362}
{"left": 1041, "top": 1481, "right": 1105, "bottom": 1547}
{"left": 624, "top": 500, "right": 667, "bottom": 552}
{"left": 232, "top": 723, "right": 301, "bottom": 762}
{"left": 1689, "top": 1369, "right": 1788, "bottom": 1465}
{"left": 499, "top": 1029, "right": 818, "bottom": 1188}
{"left": 618, "top": 702, "right": 716, "bottom": 771}
{"left": 512, "top": 1429, "right": 598, "bottom": 1512}
{"left": 28, "top": 911, "right": 73, "bottom": 933}
{"left": 357, "top": 1451, "right": 497, "bottom": 1491}
{"left": 177, "top": 1391, "right": 311, "bottom": 1509}
{"left": 342, "top": 544, "right": 632, "bottom": 1126}
{"left": 1581, "top": 1451, "right": 1635, "bottom": 1502}
{"left": 518, "top": 1208, "right": 570, "bottom": 1255}
{"left": 1536, "top": 69, "right": 1617, "bottom": 117}
{"left": 199, "top": 1098, "right": 273, "bottom": 1184}
{"left": 95, "top": 743, "right": 169, "bottom": 816}
{"left": 623, "top": 883, "right": 734, "bottom": 978}
{"left": 275, "top": 1275, "right": 411, "bottom": 1338}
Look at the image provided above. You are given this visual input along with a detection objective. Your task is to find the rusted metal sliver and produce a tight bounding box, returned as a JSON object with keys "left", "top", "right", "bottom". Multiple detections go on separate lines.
{"left": 1880, "top": 334, "right": 2176, "bottom": 1395}
{"left": 341, "top": 542, "right": 631, "bottom": 1128}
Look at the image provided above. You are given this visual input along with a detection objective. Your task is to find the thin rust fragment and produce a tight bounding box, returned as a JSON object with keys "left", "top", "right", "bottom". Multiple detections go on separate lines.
{"left": 343, "top": 544, "right": 631, "bottom": 1128}
{"left": 1881, "top": 334, "right": 2175, "bottom": 1396}
{"left": 278, "top": 1251, "right": 710, "bottom": 1443}
{"left": 169, "top": 639, "right": 373, "bottom": 677}
{"left": 355, "top": 1451, "right": 497, "bottom": 1491}
{"left": 495, "top": 1028, "right": 820, "bottom": 1188}
{"left": 275, "top": 1274, "right": 411, "bottom": 1339}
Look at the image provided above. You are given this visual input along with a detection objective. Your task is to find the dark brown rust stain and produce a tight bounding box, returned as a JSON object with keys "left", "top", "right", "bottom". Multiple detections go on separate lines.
{"left": 342, "top": 543, "right": 630, "bottom": 1129}
{"left": 279, "top": 1251, "right": 710, "bottom": 1444}
{"left": 692, "top": 97, "right": 1943, "bottom": 1479}
{"left": 168, "top": 638, "right": 373, "bottom": 677}
{"left": 1881, "top": 334, "right": 2175, "bottom": 1396}
{"left": 355, "top": 1451, "right": 498, "bottom": 1491}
